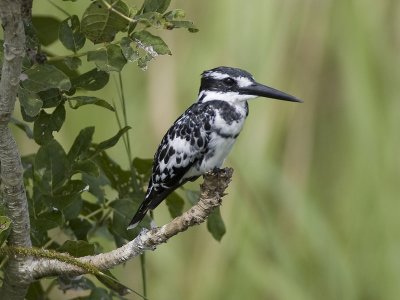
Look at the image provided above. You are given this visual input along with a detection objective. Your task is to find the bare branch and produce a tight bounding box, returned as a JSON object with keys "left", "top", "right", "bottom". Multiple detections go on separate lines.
{"left": 29, "top": 168, "right": 233, "bottom": 279}
{"left": 0, "top": 0, "right": 33, "bottom": 299}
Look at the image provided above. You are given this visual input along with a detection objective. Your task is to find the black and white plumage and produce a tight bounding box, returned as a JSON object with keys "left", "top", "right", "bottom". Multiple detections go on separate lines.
{"left": 128, "top": 66, "right": 302, "bottom": 229}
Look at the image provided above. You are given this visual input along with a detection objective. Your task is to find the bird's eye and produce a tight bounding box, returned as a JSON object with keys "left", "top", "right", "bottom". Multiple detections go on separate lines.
{"left": 223, "top": 77, "right": 235, "bottom": 86}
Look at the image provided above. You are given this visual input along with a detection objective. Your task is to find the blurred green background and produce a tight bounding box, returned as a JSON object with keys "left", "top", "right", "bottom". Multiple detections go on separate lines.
{"left": 19, "top": 0, "right": 400, "bottom": 299}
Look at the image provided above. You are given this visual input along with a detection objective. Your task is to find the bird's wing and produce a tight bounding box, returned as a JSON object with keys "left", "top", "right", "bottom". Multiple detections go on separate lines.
{"left": 146, "top": 103, "right": 214, "bottom": 209}
{"left": 128, "top": 103, "right": 214, "bottom": 228}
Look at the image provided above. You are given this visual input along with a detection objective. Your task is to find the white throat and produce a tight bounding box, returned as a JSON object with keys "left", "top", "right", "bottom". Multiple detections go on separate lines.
{"left": 198, "top": 90, "right": 256, "bottom": 103}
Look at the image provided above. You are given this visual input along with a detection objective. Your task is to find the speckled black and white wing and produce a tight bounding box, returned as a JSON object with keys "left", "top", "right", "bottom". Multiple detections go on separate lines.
{"left": 127, "top": 103, "right": 215, "bottom": 229}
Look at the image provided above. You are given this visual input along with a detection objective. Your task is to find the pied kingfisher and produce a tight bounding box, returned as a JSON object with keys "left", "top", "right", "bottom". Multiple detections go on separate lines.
{"left": 128, "top": 66, "right": 302, "bottom": 229}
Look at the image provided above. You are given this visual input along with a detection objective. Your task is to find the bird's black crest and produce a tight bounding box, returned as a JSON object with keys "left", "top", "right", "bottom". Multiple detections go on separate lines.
{"left": 199, "top": 66, "right": 255, "bottom": 94}
{"left": 201, "top": 66, "right": 253, "bottom": 79}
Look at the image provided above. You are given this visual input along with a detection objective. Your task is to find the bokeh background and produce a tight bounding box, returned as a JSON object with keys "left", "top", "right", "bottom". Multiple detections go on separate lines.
{"left": 19, "top": 0, "right": 400, "bottom": 299}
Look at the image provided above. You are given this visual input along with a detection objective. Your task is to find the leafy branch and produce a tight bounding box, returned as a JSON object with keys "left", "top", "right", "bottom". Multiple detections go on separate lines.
{"left": 0, "top": 0, "right": 226, "bottom": 299}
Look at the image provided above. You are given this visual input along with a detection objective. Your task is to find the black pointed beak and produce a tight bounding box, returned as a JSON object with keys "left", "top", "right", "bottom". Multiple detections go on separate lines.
{"left": 241, "top": 82, "right": 303, "bottom": 103}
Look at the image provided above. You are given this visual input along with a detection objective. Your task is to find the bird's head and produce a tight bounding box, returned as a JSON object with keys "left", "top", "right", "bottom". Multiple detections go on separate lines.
{"left": 198, "top": 66, "right": 302, "bottom": 104}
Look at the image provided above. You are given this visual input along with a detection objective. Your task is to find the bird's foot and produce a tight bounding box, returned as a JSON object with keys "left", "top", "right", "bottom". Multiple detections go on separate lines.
{"left": 139, "top": 227, "right": 150, "bottom": 236}
{"left": 150, "top": 219, "right": 158, "bottom": 229}
{"left": 208, "top": 167, "right": 229, "bottom": 176}
{"left": 212, "top": 167, "right": 220, "bottom": 174}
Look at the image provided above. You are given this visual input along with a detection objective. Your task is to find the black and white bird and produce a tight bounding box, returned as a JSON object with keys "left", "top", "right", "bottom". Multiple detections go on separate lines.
{"left": 128, "top": 66, "right": 302, "bottom": 229}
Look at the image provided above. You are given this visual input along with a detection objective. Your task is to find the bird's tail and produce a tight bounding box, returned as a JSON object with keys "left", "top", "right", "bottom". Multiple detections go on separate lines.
{"left": 127, "top": 201, "right": 149, "bottom": 230}
{"left": 127, "top": 186, "right": 171, "bottom": 230}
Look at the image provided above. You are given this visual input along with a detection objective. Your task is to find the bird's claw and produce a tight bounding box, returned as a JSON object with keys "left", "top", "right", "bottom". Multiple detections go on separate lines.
{"left": 150, "top": 219, "right": 158, "bottom": 229}
{"left": 208, "top": 167, "right": 228, "bottom": 176}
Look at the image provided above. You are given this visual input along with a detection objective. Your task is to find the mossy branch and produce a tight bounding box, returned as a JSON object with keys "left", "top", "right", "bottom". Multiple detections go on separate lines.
{"left": 0, "top": 246, "right": 101, "bottom": 276}
{"left": 27, "top": 168, "right": 233, "bottom": 279}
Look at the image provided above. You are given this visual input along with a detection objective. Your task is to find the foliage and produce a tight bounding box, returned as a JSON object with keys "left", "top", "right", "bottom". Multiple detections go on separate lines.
{"left": 0, "top": 0, "right": 224, "bottom": 298}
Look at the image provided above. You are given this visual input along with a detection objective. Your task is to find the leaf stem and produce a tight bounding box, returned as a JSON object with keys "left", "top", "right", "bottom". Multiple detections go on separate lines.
{"left": 113, "top": 73, "right": 140, "bottom": 191}
{"left": 114, "top": 70, "right": 147, "bottom": 299}
{"left": 85, "top": 207, "right": 106, "bottom": 220}
{"left": 140, "top": 253, "right": 147, "bottom": 298}
{"left": 43, "top": 279, "right": 57, "bottom": 297}
{"left": 43, "top": 237, "right": 56, "bottom": 249}
{"left": 101, "top": 0, "right": 138, "bottom": 25}
{"left": 47, "top": 51, "right": 88, "bottom": 62}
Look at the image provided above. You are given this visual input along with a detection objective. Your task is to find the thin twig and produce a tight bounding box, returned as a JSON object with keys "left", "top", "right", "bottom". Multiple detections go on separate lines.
{"left": 101, "top": 0, "right": 137, "bottom": 24}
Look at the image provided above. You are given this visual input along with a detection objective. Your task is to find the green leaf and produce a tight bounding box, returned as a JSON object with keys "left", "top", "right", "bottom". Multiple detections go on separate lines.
{"left": 68, "top": 127, "right": 95, "bottom": 161}
{"left": 33, "top": 104, "right": 66, "bottom": 145}
{"left": 82, "top": 173, "right": 108, "bottom": 203}
{"left": 10, "top": 117, "right": 33, "bottom": 139}
{"left": 59, "top": 198, "right": 83, "bottom": 221}
{"left": 81, "top": 0, "right": 130, "bottom": 44}
{"left": 132, "top": 157, "right": 153, "bottom": 180}
{"left": 38, "top": 88, "right": 62, "bottom": 109}
{"left": 30, "top": 227, "right": 49, "bottom": 247}
{"left": 82, "top": 287, "right": 112, "bottom": 300}
{"left": 206, "top": 207, "right": 226, "bottom": 241}
{"left": 64, "top": 56, "right": 82, "bottom": 70}
{"left": 137, "top": 53, "right": 153, "bottom": 70}
{"left": 109, "top": 198, "right": 141, "bottom": 239}
{"left": 57, "top": 276, "right": 96, "bottom": 293}
{"left": 165, "top": 192, "right": 184, "bottom": 218}
{"left": 22, "top": 64, "right": 71, "bottom": 93}
{"left": 22, "top": 153, "right": 35, "bottom": 179}
{"left": 59, "top": 15, "right": 86, "bottom": 52}
{"left": 95, "top": 126, "right": 131, "bottom": 153}
{"left": 163, "top": 8, "right": 186, "bottom": 19}
{"left": 35, "top": 139, "right": 70, "bottom": 191}
{"left": 58, "top": 240, "right": 95, "bottom": 257}
{"left": 0, "top": 216, "right": 11, "bottom": 247}
{"left": 165, "top": 20, "right": 199, "bottom": 32}
{"left": 71, "top": 68, "right": 110, "bottom": 91}
{"left": 87, "top": 44, "right": 127, "bottom": 72}
{"left": 120, "top": 37, "right": 139, "bottom": 62}
{"left": 51, "top": 104, "right": 67, "bottom": 129}
{"left": 32, "top": 16, "right": 62, "bottom": 46}
{"left": 68, "top": 96, "right": 115, "bottom": 111}
{"left": 132, "top": 30, "right": 171, "bottom": 56}
{"left": 72, "top": 160, "right": 100, "bottom": 177}
{"left": 18, "top": 86, "right": 43, "bottom": 117}
{"left": 53, "top": 180, "right": 87, "bottom": 220}
{"left": 95, "top": 151, "right": 132, "bottom": 197}
{"left": 143, "top": 0, "right": 171, "bottom": 13}
{"left": 95, "top": 271, "right": 132, "bottom": 296}
{"left": 55, "top": 180, "right": 88, "bottom": 199}
{"left": 163, "top": 9, "right": 198, "bottom": 32}
{"left": 69, "top": 218, "right": 93, "bottom": 241}
{"left": 20, "top": 106, "right": 37, "bottom": 123}
{"left": 132, "top": 157, "right": 153, "bottom": 174}
{"left": 32, "top": 209, "right": 63, "bottom": 231}
{"left": 134, "top": 12, "right": 164, "bottom": 28}
{"left": 26, "top": 281, "right": 45, "bottom": 300}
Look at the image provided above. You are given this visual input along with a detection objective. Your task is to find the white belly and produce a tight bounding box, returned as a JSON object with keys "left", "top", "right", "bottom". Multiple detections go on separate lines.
{"left": 200, "top": 133, "right": 236, "bottom": 171}
{"left": 183, "top": 133, "right": 237, "bottom": 180}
